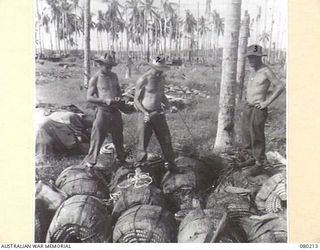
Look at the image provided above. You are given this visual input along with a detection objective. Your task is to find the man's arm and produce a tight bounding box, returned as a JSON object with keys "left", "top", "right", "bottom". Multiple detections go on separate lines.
{"left": 86, "top": 73, "right": 108, "bottom": 105}
{"left": 115, "top": 74, "right": 122, "bottom": 99}
{"left": 134, "top": 76, "right": 148, "bottom": 115}
{"left": 256, "top": 68, "right": 285, "bottom": 109}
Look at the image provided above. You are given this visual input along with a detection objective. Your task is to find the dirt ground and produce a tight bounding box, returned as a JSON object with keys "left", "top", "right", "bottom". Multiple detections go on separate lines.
{"left": 35, "top": 57, "right": 286, "bottom": 181}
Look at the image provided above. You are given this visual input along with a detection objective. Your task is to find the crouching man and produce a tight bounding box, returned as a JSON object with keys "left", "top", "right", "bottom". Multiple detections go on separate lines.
{"left": 134, "top": 57, "right": 182, "bottom": 173}
{"left": 83, "top": 55, "right": 126, "bottom": 167}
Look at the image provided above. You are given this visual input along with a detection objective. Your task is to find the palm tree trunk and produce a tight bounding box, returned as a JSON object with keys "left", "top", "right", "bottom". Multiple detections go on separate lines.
{"left": 197, "top": 2, "right": 199, "bottom": 58}
{"left": 164, "top": 18, "right": 167, "bottom": 56}
{"left": 100, "top": 32, "right": 103, "bottom": 53}
{"left": 97, "top": 29, "right": 100, "bottom": 53}
{"left": 83, "top": 0, "right": 91, "bottom": 89}
{"left": 211, "top": 24, "right": 215, "bottom": 62}
{"left": 178, "top": 0, "right": 181, "bottom": 57}
{"left": 147, "top": 25, "right": 150, "bottom": 62}
{"left": 169, "top": 21, "right": 173, "bottom": 58}
{"left": 74, "top": 5, "right": 78, "bottom": 50}
{"left": 56, "top": 19, "right": 61, "bottom": 55}
{"left": 268, "top": 19, "right": 274, "bottom": 63}
{"left": 125, "top": 6, "right": 129, "bottom": 58}
{"left": 236, "top": 10, "right": 250, "bottom": 103}
{"left": 50, "top": 28, "right": 53, "bottom": 51}
{"left": 214, "top": 0, "right": 242, "bottom": 150}
{"left": 36, "top": 0, "right": 42, "bottom": 56}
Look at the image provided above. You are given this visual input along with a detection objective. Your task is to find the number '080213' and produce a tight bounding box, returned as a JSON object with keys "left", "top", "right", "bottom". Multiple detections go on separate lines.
{"left": 299, "top": 244, "right": 319, "bottom": 248}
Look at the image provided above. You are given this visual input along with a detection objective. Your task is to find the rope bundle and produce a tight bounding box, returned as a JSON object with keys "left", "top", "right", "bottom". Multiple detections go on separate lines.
{"left": 117, "top": 229, "right": 167, "bottom": 243}
{"left": 105, "top": 168, "right": 153, "bottom": 205}
{"left": 50, "top": 223, "right": 102, "bottom": 243}
{"left": 117, "top": 168, "right": 153, "bottom": 189}
{"left": 255, "top": 173, "right": 286, "bottom": 213}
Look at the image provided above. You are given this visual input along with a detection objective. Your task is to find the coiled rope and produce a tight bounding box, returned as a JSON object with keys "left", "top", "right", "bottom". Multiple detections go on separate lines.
{"left": 104, "top": 168, "right": 153, "bottom": 205}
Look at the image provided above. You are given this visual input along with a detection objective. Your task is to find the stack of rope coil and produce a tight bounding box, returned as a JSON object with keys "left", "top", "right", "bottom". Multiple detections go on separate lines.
{"left": 255, "top": 173, "right": 286, "bottom": 213}
{"left": 113, "top": 205, "right": 177, "bottom": 243}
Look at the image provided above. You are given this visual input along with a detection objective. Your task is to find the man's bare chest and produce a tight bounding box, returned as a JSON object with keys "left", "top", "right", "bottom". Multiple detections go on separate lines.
{"left": 97, "top": 74, "right": 117, "bottom": 89}
{"left": 248, "top": 71, "right": 269, "bottom": 88}
{"left": 145, "top": 77, "right": 165, "bottom": 94}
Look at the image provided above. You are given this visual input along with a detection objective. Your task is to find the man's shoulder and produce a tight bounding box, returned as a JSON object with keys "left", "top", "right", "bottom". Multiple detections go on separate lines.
{"left": 260, "top": 65, "right": 274, "bottom": 75}
{"left": 137, "top": 72, "right": 150, "bottom": 83}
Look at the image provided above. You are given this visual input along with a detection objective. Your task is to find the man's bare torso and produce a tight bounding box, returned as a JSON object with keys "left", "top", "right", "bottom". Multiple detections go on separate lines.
{"left": 141, "top": 72, "right": 165, "bottom": 112}
{"left": 246, "top": 66, "right": 271, "bottom": 105}
{"left": 96, "top": 70, "right": 119, "bottom": 101}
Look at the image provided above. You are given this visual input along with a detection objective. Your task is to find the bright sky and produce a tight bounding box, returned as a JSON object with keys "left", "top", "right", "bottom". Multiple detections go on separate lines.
{"left": 39, "top": 0, "right": 287, "bottom": 50}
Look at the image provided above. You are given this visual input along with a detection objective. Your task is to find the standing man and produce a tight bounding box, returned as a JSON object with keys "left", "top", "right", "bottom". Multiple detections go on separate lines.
{"left": 242, "top": 44, "right": 285, "bottom": 169}
{"left": 83, "top": 55, "right": 126, "bottom": 168}
{"left": 134, "top": 57, "right": 181, "bottom": 173}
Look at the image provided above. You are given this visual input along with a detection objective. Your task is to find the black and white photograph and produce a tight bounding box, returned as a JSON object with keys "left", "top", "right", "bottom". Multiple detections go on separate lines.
{"left": 34, "top": 0, "right": 287, "bottom": 243}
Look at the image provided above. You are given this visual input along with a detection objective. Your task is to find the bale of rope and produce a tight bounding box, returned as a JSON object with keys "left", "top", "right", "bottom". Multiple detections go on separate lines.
{"left": 113, "top": 205, "right": 177, "bottom": 243}
{"left": 237, "top": 213, "right": 287, "bottom": 243}
{"left": 55, "top": 165, "right": 109, "bottom": 199}
{"left": 108, "top": 166, "right": 136, "bottom": 193}
{"left": 215, "top": 166, "right": 269, "bottom": 196}
{"left": 255, "top": 173, "right": 286, "bottom": 213}
{"left": 112, "top": 184, "right": 167, "bottom": 222}
{"left": 46, "top": 195, "right": 112, "bottom": 243}
{"left": 178, "top": 208, "right": 243, "bottom": 243}
{"left": 206, "top": 192, "right": 255, "bottom": 216}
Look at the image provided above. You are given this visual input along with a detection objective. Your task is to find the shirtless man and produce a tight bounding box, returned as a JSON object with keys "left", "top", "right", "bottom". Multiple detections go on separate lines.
{"left": 83, "top": 55, "right": 126, "bottom": 167}
{"left": 134, "top": 57, "right": 181, "bottom": 173}
{"left": 242, "top": 44, "right": 285, "bottom": 167}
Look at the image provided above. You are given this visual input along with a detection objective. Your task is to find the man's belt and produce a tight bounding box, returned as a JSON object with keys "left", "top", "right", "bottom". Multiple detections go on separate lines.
{"left": 97, "top": 105, "right": 119, "bottom": 113}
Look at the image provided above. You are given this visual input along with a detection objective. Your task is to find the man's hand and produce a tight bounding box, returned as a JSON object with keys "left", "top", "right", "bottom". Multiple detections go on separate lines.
{"left": 105, "top": 97, "right": 123, "bottom": 106}
{"left": 255, "top": 101, "right": 269, "bottom": 109}
{"left": 144, "top": 113, "right": 150, "bottom": 123}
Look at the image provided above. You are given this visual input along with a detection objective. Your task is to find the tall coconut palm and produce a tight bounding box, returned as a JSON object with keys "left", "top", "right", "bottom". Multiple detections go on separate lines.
{"left": 71, "top": 0, "right": 80, "bottom": 49}
{"left": 78, "top": 10, "right": 96, "bottom": 50}
{"left": 214, "top": 0, "right": 242, "bottom": 150}
{"left": 236, "top": 10, "right": 250, "bottom": 103}
{"left": 255, "top": 6, "right": 262, "bottom": 42}
{"left": 212, "top": 11, "right": 224, "bottom": 62}
{"left": 161, "top": 0, "right": 178, "bottom": 56}
{"left": 126, "top": 0, "right": 142, "bottom": 55}
{"left": 198, "top": 16, "right": 210, "bottom": 56}
{"left": 205, "top": 0, "right": 212, "bottom": 17}
{"left": 168, "top": 11, "right": 179, "bottom": 57}
{"left": 46, "top": 0, "right": 62, "bottom": 54}
{"left": 104, "top": 0, "right": 125, "bottom": 53}
{"left": 83, "top": 0, "right": 91, "bottom": 89}
{"left": 96, "top": 10, "right": 105, "bottom": 53}
{"left": 204, "top": 2, "right": 212, "bottom": 59}
{"left": 36, "top": 0, "right": 44, "bottom": 56}
{"left": 140, "top": 0, "right": 159, "bottom": 61}
{"left": 183, "top": 10, "right": 197, "bottom": 61}
{"left": 41, "top": 11, "right": 54, "bottom": 50}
